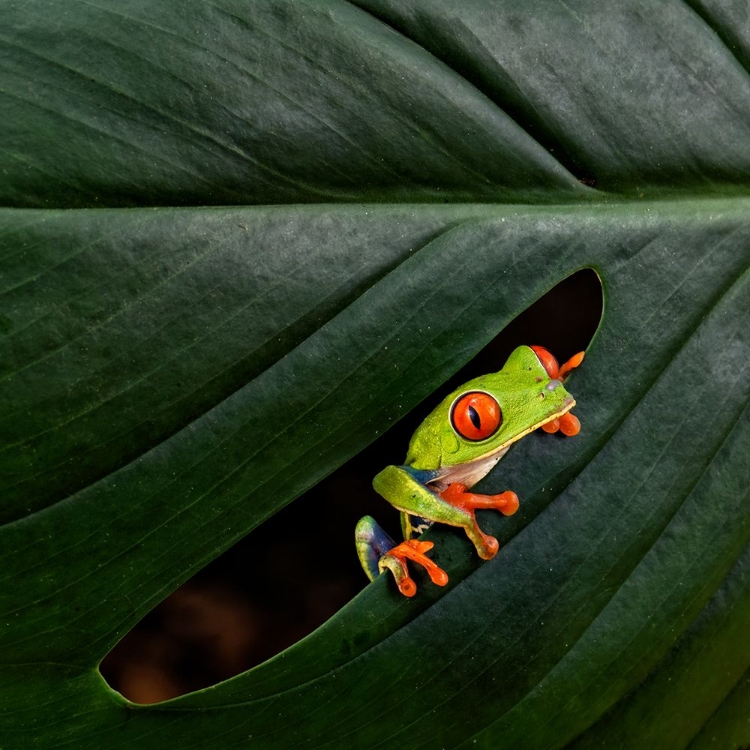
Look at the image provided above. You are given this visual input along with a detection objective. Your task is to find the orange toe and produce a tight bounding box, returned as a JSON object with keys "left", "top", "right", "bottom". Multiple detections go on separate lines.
{"left": 559, "top": 412, "right": 581, "bottom": 436}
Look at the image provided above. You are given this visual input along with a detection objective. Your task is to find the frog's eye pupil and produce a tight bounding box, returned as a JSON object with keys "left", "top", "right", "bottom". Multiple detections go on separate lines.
{"left": 451, "top": 392, "right": 502, "bottom": 441}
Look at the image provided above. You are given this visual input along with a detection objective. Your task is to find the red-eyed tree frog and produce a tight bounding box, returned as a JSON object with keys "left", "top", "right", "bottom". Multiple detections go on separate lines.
{"left": 355, "top": 345, "right": 584, "bottom": 597}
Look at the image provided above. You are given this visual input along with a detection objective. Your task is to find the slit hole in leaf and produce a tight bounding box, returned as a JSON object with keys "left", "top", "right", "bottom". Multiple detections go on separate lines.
{"left": 99, "top": 268, "right": 603, "bottom": 704}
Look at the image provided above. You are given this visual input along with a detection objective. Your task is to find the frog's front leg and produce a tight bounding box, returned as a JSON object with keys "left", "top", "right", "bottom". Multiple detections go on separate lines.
{"left": 375, "top": 465, "right": 520, "bottom": 560}
{"left": 532, "top": 347, "right": 585, "bottom": 436}
{"left": 357, "top": 465, "right": 518, "bottom": 595}
{"left": 437, "top": 482, "right": 520, "bottom": 560}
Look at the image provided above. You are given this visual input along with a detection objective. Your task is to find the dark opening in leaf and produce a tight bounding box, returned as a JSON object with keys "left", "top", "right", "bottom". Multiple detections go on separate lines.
{"left": 100, "top": 269, "right": 602, "bottom": 703}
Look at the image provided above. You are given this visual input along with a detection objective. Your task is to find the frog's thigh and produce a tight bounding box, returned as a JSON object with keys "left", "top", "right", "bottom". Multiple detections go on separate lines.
{"left": 373, "top": 465, "right": 470, "bottom": 528}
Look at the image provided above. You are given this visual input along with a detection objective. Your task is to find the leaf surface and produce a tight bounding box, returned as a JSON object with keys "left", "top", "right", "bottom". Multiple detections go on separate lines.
{"left": 1, "top": 2, "right": 749, "bottom": 748}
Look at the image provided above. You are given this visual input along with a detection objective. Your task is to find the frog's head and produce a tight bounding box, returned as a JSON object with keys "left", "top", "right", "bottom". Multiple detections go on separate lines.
{"left": 405, "top": 346, "right": 576, "bottom": 483}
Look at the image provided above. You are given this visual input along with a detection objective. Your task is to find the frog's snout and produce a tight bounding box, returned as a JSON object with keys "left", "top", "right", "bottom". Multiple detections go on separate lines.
{"left": 540, "top": 380, "right": 574, "bottom": 410}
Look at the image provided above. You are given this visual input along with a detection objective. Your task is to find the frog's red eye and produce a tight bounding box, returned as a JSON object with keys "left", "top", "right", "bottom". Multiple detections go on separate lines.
{"left": 530, "top": 345, "right": 559, "bottom": 378}
{"left": 451, "top": 392, "right": 502, "bottom": 441}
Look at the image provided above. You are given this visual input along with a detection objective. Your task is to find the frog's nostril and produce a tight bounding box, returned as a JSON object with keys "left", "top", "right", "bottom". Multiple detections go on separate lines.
{"left": 546, "top": 379, "right": 562, "bottom": 391}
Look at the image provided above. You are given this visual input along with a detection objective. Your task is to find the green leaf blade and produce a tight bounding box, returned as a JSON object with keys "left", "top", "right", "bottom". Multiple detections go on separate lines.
{"left": 2, "top": 1, "right": 750, "bottom": 746}
{"left": 0, "top": 0, "right": 587, "bottom": 209}
{"left": 2, "top": 201, "right": 748, "bottom": 747}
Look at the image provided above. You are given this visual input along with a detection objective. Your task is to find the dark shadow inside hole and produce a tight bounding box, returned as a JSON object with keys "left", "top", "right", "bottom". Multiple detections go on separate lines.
{"left": 100, "top": 268, "right": 603, "bottom": 704}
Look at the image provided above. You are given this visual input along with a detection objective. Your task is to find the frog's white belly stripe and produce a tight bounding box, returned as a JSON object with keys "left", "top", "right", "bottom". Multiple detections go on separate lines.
{"left": 430, "top": 447, "right": 510, "bottom": 491}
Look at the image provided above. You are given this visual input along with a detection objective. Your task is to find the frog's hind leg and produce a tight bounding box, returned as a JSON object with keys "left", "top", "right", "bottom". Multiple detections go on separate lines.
{"left": 355, "top": 515, "right": 448, "bottom": 597}
{"left": 355, "top": 515, "right": 396, "bottom": 582}
{"left": 373, "top": 465, "right": 519, "bottom": 569}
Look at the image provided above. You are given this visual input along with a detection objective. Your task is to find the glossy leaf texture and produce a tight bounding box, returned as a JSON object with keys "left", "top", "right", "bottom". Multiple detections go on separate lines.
{"left": 1, "top": 1, "right": 749, "bottom": 748}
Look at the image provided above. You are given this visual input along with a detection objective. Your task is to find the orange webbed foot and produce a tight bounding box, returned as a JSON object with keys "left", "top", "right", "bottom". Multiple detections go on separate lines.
{"left": 379, "top": 539, "right": 449, "bottom": 597}
{"left": 438, "top": 483, "right": 520, "bottom": 560}
{"left": 558, "top": 351, "right": 585, "bottom": 381}
{"left": 531, "top": 346, "right": 585, "bottom": 382}
{"left": 558, "top": 411, "right": 581, "bottom": 436}
{"left": 542, "top": 411, "right": 581, "bottom": 436}
{"left": 532, "top": 346, "right": 584, "bottom": 437}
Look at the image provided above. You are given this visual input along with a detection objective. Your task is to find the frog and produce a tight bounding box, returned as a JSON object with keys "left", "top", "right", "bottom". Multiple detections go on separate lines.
{"left": 355, "top": 344, "right": 584, "bottom": 597}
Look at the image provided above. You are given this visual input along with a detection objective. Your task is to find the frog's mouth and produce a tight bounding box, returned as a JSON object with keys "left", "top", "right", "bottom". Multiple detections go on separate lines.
{"left": 429, "top": 396, "right": 576, "bottom": 491}
{"left": 487, "top": 395, "right": 576, "bottom": 459}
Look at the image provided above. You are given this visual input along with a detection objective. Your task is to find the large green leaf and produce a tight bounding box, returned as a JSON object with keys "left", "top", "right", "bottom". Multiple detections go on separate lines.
{"left": 1, "top": 1, "right": 749, "bottom": 748}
